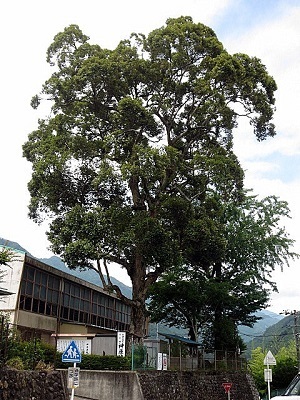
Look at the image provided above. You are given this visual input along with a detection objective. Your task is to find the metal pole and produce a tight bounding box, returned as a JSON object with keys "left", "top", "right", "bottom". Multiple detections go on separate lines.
{"left": 70, "top": 362, "right": 76, "bottom": 400}
{"left": 131, "top": 337, "right": 134, "bottom": 371}
{"left": 267, "top": 361, "right": 271, "bottom": 400}
{"left": 293, "top": 312, "right": 300, "bottom": 372}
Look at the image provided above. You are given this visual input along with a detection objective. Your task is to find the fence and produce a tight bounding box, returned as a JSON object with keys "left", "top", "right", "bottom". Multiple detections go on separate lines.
{"left": 131, "top": 341, "right": 247, "bottom": 371}
{"left": 170, "top": 349, "right": 247, "bottom": 371}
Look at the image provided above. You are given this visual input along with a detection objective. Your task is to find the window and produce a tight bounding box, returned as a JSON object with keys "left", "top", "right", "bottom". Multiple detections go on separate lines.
{"left": 19, "top": 263, "right": 131, "bottom": 332}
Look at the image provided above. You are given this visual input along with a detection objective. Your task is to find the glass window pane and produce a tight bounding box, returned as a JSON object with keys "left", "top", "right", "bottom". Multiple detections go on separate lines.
{"left": 41, "top": 273, "right": 47, "bottom": 286}
{"left": 33, "top": 285, "right": 40, "bottom": 298}
{"left": 27, "top": 267, "right": 34, "bottom": 281}
{"left": 40, "top": 286, "right": 46, "bottom": 300}
{"left": 35, "top": 270, "right": 41, "bottom": 284}
{"left": 25, "top": 282, "right": 33, "bottom": 295}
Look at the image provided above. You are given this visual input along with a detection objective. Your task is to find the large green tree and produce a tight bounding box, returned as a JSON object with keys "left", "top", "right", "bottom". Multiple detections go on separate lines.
{"left": 148, "top": 194, "right": 297, "bottom": 349}
{"left": 23, "top": 17, "right": 277, "bottom": 339}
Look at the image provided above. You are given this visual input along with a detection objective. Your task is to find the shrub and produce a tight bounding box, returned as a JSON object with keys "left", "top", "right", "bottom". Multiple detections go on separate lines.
{"left": 55, "top": 353, "right": 131, "bottom": 370}
{"left": 6, "top": 356, "right": 24, "bottom": 370}
{"left": 7, "top": 339, "right": 56, "bottom": 370}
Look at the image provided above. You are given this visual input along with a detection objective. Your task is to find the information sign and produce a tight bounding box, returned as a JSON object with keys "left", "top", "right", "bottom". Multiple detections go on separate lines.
{"left": 62, "top": 340, "right": 82, "bottom": 363}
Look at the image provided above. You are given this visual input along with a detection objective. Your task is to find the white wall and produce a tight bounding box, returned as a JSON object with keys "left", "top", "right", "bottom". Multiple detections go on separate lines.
{"left": 0, "top": 251, "right": 25, "bottom": 314}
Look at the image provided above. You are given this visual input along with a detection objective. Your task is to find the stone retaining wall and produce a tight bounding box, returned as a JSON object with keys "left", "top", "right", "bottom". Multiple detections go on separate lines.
{"left": 138, "top": 370, "right": 261, "bottom": 400}
{"left": 0, "top": 369, "right": 260, "bottom": 400}
{"left": 0, "top": 369, "right": 68, "bottom": 400}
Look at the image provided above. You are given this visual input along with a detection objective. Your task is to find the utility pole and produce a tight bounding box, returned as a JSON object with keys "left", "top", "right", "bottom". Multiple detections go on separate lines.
{"left": 282, "top": 310, "right": 300, "bottom": 372}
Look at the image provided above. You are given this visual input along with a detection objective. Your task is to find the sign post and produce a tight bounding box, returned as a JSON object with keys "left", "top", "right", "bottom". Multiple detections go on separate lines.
{"left": 222, "top": 382, "right": 232, "bottom": 400}
{"left": 62, "top": 340, "right": 82, "bottom": 400}
{"left": 264, "top": 350, "right": 276, "bottom": 400}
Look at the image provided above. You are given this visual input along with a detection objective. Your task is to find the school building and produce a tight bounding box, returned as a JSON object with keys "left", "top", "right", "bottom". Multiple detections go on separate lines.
{"left": 0, "top": 247, "right": 131, "bottom": 353}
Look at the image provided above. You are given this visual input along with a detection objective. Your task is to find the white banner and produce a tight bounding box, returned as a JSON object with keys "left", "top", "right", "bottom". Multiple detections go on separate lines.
{"left": 157, "top": 353, "right": 162, "bottom": 370}
{"left": 117, "top": 332, "right": 126, "bottom": 357}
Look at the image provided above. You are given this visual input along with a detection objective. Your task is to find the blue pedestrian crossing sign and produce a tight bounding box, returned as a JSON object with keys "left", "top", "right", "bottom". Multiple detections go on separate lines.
{"left": 62, "top": 340, "right": 82, "bottom": 363}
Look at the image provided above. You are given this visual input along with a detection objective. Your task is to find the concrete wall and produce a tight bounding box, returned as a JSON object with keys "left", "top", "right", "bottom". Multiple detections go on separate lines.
{"left": 74, "top": 371, "right": 143, "bottom": 400}
{"left": 18, "top": 310, "right": 57, "bottom": 332}
{"left": 71, "top": 370, "right": 260, "bottom": 400}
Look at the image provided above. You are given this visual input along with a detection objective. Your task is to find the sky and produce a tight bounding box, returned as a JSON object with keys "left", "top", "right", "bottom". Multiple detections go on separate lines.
{"left": 1, "top": 0, "right": 300, "bottom": 314}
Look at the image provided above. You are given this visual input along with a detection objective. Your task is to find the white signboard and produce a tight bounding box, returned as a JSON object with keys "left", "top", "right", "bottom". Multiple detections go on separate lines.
{"left": 264, "top": 368, "right": 272, "bottom": 382}
{"left": 157, "top": 352, "right": 163, "bottom": 370}
{"left": 57, "top": 339, "right": 91, "bottom": 355}
{"left": 117, "top": 331, "right": 126, "bottom": 357}
{"left": 157, "top": 353, "right": 167, "bottom": 370}
{"left": 264, "top": 350, "right": 276, "bottom": 366}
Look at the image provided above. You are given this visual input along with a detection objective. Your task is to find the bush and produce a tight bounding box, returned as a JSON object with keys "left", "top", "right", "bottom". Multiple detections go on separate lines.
{"left": 55, "top": 353, "right": 131, "bottom": 370}
{"left": 7, "top": 339, "right": 56, "bottom": 370}
{"left": 6, "top": 356, "right": 24, "bottom": 370}
{"left": 273, "top": 357, "right": 298, "bottom": 389}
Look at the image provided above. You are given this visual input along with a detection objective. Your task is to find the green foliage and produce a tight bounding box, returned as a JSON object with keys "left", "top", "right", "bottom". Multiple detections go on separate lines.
{"left": 248, "top": 347, "right": 268, "bottom": 396}
{"left": 248, "top": 343, "right": 298, "bottom": 394}
{"left": 273, "top": 357, "right": 297, "bottom": 389}
{"left": 131, "top": 344, "right": 147, "bottom": 369}
{"left": 6, "top": 356, "right": 24, "bottom": 370}
{"left": 23, "top": 17, "right": 278, "bottom": 338}
{"left": 148, "top": 194, "right": 297, "bottom": 350}
{"left": 55, "top": 353, "right": 131, "bottom": 370}
{"left": 0, "top": 247, "right": 17, "bottom": 266}
{"left": 7, "top": 339, "right": 56, "bottom": 370}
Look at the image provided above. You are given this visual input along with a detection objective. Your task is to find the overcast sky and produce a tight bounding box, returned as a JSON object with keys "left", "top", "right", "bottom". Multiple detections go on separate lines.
{"left": 1, "top": 0, "right": 300, "bottom": 314}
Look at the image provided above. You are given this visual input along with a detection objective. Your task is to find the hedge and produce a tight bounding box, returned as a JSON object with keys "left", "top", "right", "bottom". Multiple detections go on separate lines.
{"left": 55, "top": 353, "right": 131, "bottom": 370}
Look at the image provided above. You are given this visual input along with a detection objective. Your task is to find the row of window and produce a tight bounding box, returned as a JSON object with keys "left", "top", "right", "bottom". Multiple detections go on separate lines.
{"left": 19, "top": 264, "right": 131, "bottom": 331}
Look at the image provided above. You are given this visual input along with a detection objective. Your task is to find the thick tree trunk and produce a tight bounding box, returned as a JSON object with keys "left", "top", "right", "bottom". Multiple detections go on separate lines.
{"left": 130, "top": 301, "right": 147, "bottom": 341}
{"left": 128, "top": 252, "right": 148, "bottom": 343}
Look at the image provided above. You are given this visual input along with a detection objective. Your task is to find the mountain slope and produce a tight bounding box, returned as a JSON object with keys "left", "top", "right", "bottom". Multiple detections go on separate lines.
{"left": 239, "top": 310, "right": 284, "bottom": 343}
{"left": 40, "top": 255, "right": 132, "bottom": 298}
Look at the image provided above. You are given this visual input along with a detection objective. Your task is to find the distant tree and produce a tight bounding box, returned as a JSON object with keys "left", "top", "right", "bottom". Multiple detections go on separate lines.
{"left": 148, "top": 195, "right": 298, "bottom": 349}
{"left": 0, "top": 247, "right": 17, "bottom": 291}
{"left": 273, "top": 342, "right": 298, "bottom": 389}
{"left": 248, "top": 347, "right": 267, "bottom": 396}
{"left": 23, "top": 17, "right": 277, "bottom": 340}
{"left": 249, "top": 342, "right": 298, "bottom": 394}
{"left": 0, "top": 247, "right": 15, "bottom": 266}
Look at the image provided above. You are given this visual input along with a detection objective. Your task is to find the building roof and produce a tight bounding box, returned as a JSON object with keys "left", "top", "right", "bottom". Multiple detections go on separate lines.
{"left": 160, "top": 333, "right": 201, "bottom": 346}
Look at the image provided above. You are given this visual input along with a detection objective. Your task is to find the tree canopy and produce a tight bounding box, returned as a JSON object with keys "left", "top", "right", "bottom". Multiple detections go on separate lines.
{"left": 23, "top": 17, "right": 279, "bottom": 339}
{"left": 148, "top": 194, "right": 297, "bottom": 348}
